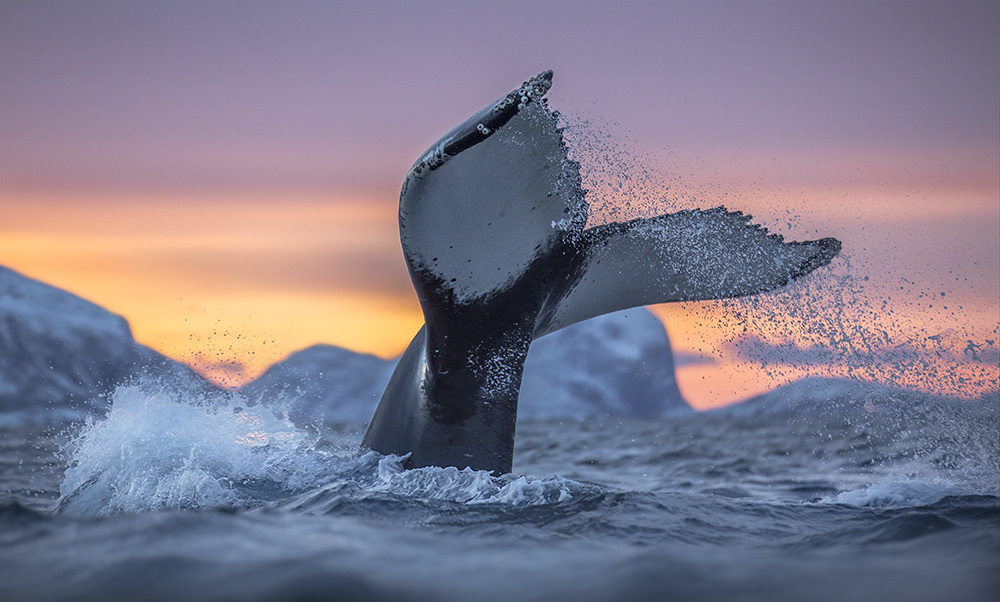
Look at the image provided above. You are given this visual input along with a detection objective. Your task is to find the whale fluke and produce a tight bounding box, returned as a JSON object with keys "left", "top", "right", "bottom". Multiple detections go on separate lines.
{"left": 361, "top": 71, "right": 841, "bottom": 473}
{"left": 535, "top": 209, "right": 841, "bottom": 336}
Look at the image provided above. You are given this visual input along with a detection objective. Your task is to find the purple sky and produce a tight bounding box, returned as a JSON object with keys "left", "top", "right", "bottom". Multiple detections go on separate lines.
{"left": 3, "top": 1, "right": 997, "bottom": 195}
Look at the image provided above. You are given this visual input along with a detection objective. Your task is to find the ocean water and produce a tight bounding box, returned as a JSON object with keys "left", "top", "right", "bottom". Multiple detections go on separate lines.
{"left": 2, "top": 382, "right": 998, "bottom": 602}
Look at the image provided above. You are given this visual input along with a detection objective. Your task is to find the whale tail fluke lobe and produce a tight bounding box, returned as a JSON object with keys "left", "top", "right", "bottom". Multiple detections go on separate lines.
{"left": 535, "top": 209, "right": 841, "bottom": 336}
{"left": 361, "top": 71, "right": 842, "bottom": 474}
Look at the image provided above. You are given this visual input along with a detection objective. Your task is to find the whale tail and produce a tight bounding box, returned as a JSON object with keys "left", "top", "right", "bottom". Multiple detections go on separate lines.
{"left": 361, "top": 71, "right": 841, "bottom": 473}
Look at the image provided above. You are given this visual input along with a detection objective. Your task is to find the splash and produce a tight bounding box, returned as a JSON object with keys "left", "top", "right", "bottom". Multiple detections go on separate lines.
{"left": 55, "top": 379, "right": 600, "bottom": 516}
{"left": 560, "top": 110, "right": 999, "bottom": 404}
{"left": 829, "top": 480, "right": 957, "bottom": 508}
{"left": 56, "top": 380, "right": 342, "bottom": 515}
{"left": 560, "top": 113, "right": 681, "bottom": 228}
{"left": 714, "top": 259, "right": 999, "bottom": 400}
{"left": 372, "top": 455, "right": 596, "bottom": 505}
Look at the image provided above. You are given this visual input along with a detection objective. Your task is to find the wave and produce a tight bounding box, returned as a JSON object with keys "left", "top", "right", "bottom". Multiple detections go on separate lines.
{"left": 829, "top": 479, "right": 958, "bottom": 508}
{"left": 55, "top": 380, "right": 602, "bottom": 516}
{"left": 56, "top": 381, "right": 342, "bottom": 515}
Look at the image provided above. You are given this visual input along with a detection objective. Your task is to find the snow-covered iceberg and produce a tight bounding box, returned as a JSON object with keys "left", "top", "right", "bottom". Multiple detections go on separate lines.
{"left": 241, "top": 345, "right": 396, "bottom": 423}
{"left": 243, "top": 308, "right": 692, "bottom": 423}
{"left": 0, "top": 267, "right": 692, "bottom": 425}
{"left": 720, "top": 375, "right": 998, "bottom": 424}
{"left": 520, "top": 308, "right": 690, "bottom": 418}
{"left": 0, "top": 266, "right": 217, "bottom": 426}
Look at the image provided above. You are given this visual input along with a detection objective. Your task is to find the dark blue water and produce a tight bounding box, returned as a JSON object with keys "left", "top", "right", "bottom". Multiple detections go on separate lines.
{"left": 2, "top": 383, "right": 998, "bottom": 602}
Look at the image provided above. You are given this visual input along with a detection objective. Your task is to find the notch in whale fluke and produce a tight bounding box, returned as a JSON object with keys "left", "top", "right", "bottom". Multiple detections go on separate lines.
{"left": 362, "top": 70, "right": 842, "bottom": 474}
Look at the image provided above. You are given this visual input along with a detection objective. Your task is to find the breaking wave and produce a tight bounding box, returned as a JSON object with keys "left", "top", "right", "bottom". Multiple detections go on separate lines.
{"left": 56, "top": 380, "right": 598, "bottom": 516}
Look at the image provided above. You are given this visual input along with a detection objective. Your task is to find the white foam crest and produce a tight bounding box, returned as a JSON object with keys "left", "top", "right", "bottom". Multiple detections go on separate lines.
{"left": 57, "top": 381, "right": 344, "bottom": 515}
{"left": 53, "top": 380, "right": 598, "bottom": 515}
{"left": 372, "top": 455, "right": 595, "bottom": 505}
{"left": 826, "top": 479, "right": 954, "bottom": 508}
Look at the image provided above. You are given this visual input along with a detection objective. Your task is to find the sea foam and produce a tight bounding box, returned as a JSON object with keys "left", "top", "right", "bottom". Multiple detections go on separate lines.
{"left": 372, "top": 454, "right": 595, "bottom": 505}
{"left": 829, "top": 479, "right": 955, "bottom": 508}
{"left": 56, "top": 381, "right": 340, "bottom": 515}
{"left": 56, "top": 380, "right": 597, "bottom": 516}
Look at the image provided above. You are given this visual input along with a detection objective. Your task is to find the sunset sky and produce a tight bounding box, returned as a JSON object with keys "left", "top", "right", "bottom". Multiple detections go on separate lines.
{"left": 2, "top": 1, "right": 997, "bottom": 408}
